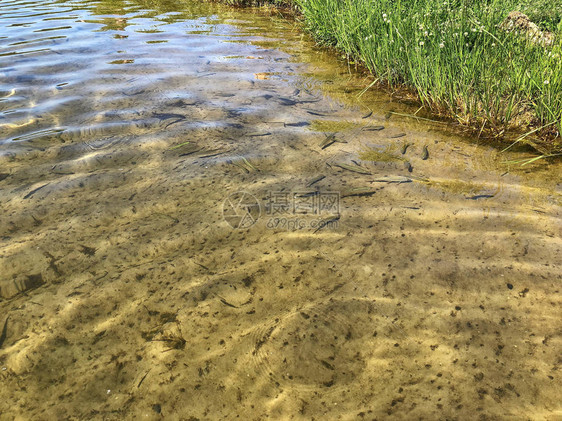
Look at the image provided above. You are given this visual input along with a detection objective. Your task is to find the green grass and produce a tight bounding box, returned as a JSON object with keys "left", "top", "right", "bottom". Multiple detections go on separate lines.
{"left": 295, "top": 0, "right": 561, "bottom": 150}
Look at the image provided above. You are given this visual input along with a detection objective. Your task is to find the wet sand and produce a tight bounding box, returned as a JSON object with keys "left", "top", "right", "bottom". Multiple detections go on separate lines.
{"left": 0, "top": 0, "right": 561, "bottom": 419}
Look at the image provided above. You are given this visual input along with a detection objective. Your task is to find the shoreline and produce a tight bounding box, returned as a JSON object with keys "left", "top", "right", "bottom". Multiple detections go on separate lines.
{"left": 213, "top": 0, "right": 562, "bottom": 156}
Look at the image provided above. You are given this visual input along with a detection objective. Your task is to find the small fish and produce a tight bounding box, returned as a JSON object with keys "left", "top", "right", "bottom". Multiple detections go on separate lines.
{"left": 247, "top": 132, "right": 271, "bottom": 137}
{"left": 285, "top": 122, "right": 310, "bottom": 127}
{"left": 320, "top": 360, "right": 335, "bottom": 370}
{"left": 292, "top": 88, "right": 301, "bottom": 96}
{"left": 0, "top": 173, "right": 9, "bottom": 182}
{"left": 341, "top": 187, "right": 377, "bottom": 197}
{"left": 362, "top": 111, "right": 373, "bottom": 119}
{"left": 334, "top": 163, "right": 371, "bottom": 175}
{"left": 296, "top": 191, "right": 318, "bottom": 198}
{"left": 0, "top": 316, "right": 9, "bottom": 349}
{"left": 306, "top": 175, "right": 325, "bottom": 187}
{"left": 372, "top": 175, "right": 412, "bottom": 183}
{"left": 385, "top": 111, "right": 393, "bottom": 120}
{"left": 403, "top": 161, "right": 413, "bottom": 172}
{"left": 401, "top": 142, "right": 411, "bottom": 154}
{"left": 179, "top": 146, "right": 202, "bottom": 157}
{"left": 390, "top": 133, "right": 406, "bottom": 139}
{"left": 218, "top": 296, "right": 238, "bottom": 308}
{"left": 153, "top": 112, "right": 185, "bottom": 120}
{"left": 79, "top": 245, "right": 96, "bottom": 256}
{"left": 198, "top": 148, "right": 226, "bottom": 158}
{"left": 122, "top": 89, "right": 145, "bottom": 97}
{"left": 169, "top": 141, "right": 192, "bottom": 150}
{"left": 362, "top": 125, "right": 385, "bottom": 131}
{"left": 228, "top": 159, "right": 250, "bottom": 173}
{"left": 320, "top": 133, "right": 337, "bottom": 149}
{"left": 466, "top": 194, "right": 495, "bottom": 200}
{"left": 421, "top": 145, "right": 429, "bottom": 160}
{"left": 24, "top": 183, "right": 49, "bottom": 199}
{"left": 297, "top": 99, "right": 321, "bottom": 104}
{"left": 306, "top": 110, "right": 329, "bottom": 116}
{"left": 313, "top": 214, "right": 341, "bottom": 233}
{"left": 153, "top": 112, "right": 185, "bottom": 128}
{"left": 241, "top": 157, "right": 258, "bottom": 172}
{"left": 278, "top": 97, "right": 297, "bottom": 106}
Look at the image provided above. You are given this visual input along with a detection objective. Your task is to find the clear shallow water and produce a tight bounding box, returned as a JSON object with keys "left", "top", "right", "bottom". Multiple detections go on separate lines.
{"left": 0, "top": 0, "right": 561, "bottom": 419}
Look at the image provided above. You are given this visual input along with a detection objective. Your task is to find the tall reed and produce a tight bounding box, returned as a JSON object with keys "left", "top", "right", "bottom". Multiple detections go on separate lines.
{"left": 296, "top": 0, "right": 561, "bottom": 148}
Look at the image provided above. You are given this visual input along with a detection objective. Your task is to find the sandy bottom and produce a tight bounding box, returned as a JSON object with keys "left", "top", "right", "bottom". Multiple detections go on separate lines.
{"left": 0, "top": 0, "right": 561, "bottom": 419}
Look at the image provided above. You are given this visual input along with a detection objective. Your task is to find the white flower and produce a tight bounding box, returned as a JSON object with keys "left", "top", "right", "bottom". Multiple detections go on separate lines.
{"left": 544, "top": 80, "right": 550, "bottom": 85}
{"left": 419, "top": 41, "right": 424, "bottom": 46}
{"left": 439, "top": 42, "right": 445, "bottom": 48}
{"left": 383, "top": 13, "right": 387, "bottom": 18}
{"left": 464, "top": 32, "right": 468, "bottom": 36}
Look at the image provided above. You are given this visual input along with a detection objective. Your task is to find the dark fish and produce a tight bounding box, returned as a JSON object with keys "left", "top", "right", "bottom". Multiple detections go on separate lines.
{"left": 0, "top": 173, "right": 9, "bottom": 182}
{"left": 390, "top": 133, "right": 406, "bottom": 139}
{"left": 247, "top": 132, "right": 271, "bottom": 137}
{"left": 122, "top": 89, "right": 145, "bottom": 97}
{"left": 466, "top": 194, "right": 495, "bottom": 200}
{"left": 306, "top": 110, "right": 329, "bottom": 116}
{"left": 79, "top": 245, "right": 96, "bottom": 256}
{"left": 314, "top": 214, "right": 340, "bottom": 233}
{"left": 362, "top": 125, "right": 385, "bottom": 131}
{"left": 295, "top": 191, "right": 319, "bottom": 198}
{"left": 198, "top": 148, "right": 227, "bottom": 158}
{"left": 334, "top": 163, "right": 371, "bottom": 175}
{"left": 219, "top": 296, "right": 238, "bottom": 308}
{"left": 320, "top": 360, "right": 335, "bottom": 370}
{"left": 362, "top": 111, "right": 373, "bottom": 119}
{"left": 401, "top": 142, "right": 411, "bottom": 154}
{"left": 0, "top": 316, "right": 8, "bottom": 349}
{"left": 306, "top": 175, "right": 325, "bottom": 187}
{"left": 171, "top": 99, "right": 198, "bottom": 107}
{"left": 278, "top": 97, "right": 297, "bottom": 106}
{"left": 285, "top": 122, "right": 310, "bottom": 127}
{"left": 341, "top": 187, "right": 377, "bottom": 197}
{"left": 385, "top": 111, "right": 393, "bottom": 119}
{"left": 404, "top": 161, "right": 413, "bottom": 172}
{"left": 292, "top": 88, "right": 301, "bottom": 96}
{"left": 152, "top": 112, "right": 185, "bottom": 120}
{"left": 152, "top": 112, "right": 185, "bottom": 128}
{"left": 421, "top": 145, "right": 429, "bottom": 160}
{"left": 24, "top": 183, "right": 49, "bottom": 199}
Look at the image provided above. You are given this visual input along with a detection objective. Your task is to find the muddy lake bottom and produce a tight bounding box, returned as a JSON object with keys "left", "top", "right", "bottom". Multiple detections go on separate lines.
{"left": 0, "top": 0, "right": 561, "bottom": 419}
